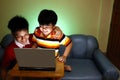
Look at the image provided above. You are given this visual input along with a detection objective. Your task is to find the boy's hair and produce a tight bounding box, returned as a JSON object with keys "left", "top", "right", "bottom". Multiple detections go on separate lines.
{"left": 38, "top": 9, "right": 58, "bottom": 26}
{"left": 8, "top": 16, "right": 29, "bottom": 35}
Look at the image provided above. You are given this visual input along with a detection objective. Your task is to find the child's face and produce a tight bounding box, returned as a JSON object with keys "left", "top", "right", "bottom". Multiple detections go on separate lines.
{"left": 40, "top": 24, "right": 54, "bottom": 36}
{"left": 15, "top": 30, "right": 29, "bottom": 45}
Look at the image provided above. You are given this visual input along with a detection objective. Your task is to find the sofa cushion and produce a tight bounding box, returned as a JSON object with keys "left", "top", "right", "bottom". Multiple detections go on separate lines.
{"left": 62, "top": 59, "right": 102, "bottom": 80}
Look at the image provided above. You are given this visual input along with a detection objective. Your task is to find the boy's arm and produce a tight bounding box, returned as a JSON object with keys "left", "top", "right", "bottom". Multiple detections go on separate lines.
{"left": 54, "top": 26, "right": 72, "bottom": 62}
{"left": 63, "top": 42, "right": 72, "bottom": 58}
{"left": 58, "top": 42, "right": 72, "bottom": 62}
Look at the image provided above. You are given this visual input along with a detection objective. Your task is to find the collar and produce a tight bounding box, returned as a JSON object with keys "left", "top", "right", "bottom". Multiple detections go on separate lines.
{"left": 15, "top": 40, "right": 30, "bottom": 48}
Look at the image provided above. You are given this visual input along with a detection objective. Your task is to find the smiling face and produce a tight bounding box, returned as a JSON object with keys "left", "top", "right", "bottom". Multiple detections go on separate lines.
{"left": 15, "top": 29, "right": 29, "bottom": 45}
{"left": 40, "top": 23, "right": 54, "bottom": 36}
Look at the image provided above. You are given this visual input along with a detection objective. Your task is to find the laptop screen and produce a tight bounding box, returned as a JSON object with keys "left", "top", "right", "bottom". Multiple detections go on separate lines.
{"left": 14, "top": 48, "right": 56, "bottom": 71}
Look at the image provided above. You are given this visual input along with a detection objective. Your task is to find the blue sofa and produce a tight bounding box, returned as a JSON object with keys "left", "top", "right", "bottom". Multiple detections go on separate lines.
{"left": 0, "top": 34, "right": 119, "bottom": 80}
{"left": 59, "top": 34, "right": 119, "bottom": 80}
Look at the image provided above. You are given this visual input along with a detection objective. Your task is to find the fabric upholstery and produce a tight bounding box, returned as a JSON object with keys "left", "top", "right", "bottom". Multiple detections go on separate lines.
{"left": 60, "top": 34, "right": 119, "bottom": 80}
{"left": 0, "top": 34, "right": 14, "bottom": 48}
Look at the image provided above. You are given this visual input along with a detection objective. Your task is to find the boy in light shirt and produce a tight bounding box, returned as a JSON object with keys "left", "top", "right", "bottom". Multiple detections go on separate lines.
{"left": 32, "top": 9, "right": 72, "bottom": 71}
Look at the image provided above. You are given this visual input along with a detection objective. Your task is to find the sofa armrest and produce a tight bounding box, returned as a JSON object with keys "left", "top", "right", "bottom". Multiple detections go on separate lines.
{"left": 93, "top": 49, "right": 119, "bottom": 80}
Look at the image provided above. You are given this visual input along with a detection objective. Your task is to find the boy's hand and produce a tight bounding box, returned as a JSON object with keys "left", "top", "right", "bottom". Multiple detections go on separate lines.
{"left": 58, "top": 56, "right": 67, "bottom": 63}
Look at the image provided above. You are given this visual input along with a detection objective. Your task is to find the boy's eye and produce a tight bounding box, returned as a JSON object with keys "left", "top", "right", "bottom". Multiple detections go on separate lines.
{"left": 16, "top": 34, "right": 29, "bottom": 39}
{"left": 41, "top": 23, "right": 53, "bottom": 27}
{"left": 41, "top": 25, "right": 53, "bottom": 29}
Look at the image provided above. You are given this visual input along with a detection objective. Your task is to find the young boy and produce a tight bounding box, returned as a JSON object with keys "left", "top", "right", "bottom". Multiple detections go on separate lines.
{"left": 32, "top": 9, "right": 72, "bottom": 71}
{"left": 1, "top": 16, "right": 33, "bottom": 80}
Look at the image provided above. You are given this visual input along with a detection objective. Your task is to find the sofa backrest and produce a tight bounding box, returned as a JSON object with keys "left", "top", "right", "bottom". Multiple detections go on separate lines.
{"left": 0, "top": 34, "right": 99, "bottom": 59}
{"left": 68, "top": 34, "right": 99, "bottom": 59}
{"left": 0, "top": 34, "right": 14, "bottom": 48}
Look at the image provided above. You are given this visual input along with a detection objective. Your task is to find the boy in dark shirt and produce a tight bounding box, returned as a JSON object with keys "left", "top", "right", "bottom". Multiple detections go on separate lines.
{"left": 1, "top": 16, "right": 33, "bottom": 80}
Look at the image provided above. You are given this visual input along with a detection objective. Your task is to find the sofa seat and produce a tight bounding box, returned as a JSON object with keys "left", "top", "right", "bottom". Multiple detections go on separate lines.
{"left": 62, "top": 59, "right": 102, "bottom": 80}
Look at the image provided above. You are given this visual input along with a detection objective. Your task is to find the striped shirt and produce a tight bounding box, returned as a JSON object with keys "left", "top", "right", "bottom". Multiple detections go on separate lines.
{"left": 32, "top": 26, "right": 71, "bottom": 56}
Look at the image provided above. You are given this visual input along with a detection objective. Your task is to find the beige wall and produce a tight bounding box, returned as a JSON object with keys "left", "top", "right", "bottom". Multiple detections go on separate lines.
{"left": 0, "top": 0, "right": 114, "bottom": 52}
{"left": 98, "top": 0, "right": 114, "bottom": 52}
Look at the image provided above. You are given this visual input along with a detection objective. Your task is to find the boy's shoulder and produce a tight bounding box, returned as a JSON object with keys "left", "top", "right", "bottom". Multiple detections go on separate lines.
{"left": 54, "top": 26, "right": 62, "bottom": 32}
{"left": 52, "top": 26, "right": 63, "bottom": 39}
{"left": 34, "top": 27, "right": 41, "bottom": 35}
{"left": 5, "top": 41, "right": 18, "bottom": 51}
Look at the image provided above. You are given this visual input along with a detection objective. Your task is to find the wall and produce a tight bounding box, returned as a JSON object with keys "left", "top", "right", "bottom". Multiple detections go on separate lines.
{"left": 0, "top": 0, "right": 114, "bottom": 52}
{"left": 98, "top": 0, "right": 114, "bottom": 52}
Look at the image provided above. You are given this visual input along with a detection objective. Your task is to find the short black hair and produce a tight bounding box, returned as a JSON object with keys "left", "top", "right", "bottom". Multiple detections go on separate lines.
{"left": 38, "top": 9, "right": 58, "bottom": 26}
{"left": 8, "top": 16, "right": 29, "bottom": 35}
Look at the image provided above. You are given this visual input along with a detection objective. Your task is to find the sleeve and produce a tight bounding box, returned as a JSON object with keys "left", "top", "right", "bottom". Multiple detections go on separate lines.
{"left": 1, "top": 46, "right": 15, "bottom": 69}
{"left": 59, "top": 34, "right": 71, "bottom": 47}
{"left": 32, "top": 34, "right": 37, "bottom": 43}
{"left": 53, "top": 26, "right": 71, "bottom": 47}
{"left": 32, "top": 27, "right": 39, "bottom": 43}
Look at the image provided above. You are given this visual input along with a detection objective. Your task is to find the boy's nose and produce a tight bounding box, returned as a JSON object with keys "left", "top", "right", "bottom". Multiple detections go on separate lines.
{"left": 21, "top": 36, "right": 25, "bottom": 40}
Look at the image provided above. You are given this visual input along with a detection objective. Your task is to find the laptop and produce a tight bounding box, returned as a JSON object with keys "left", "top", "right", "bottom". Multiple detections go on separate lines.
{"left": 14, "top": 48, "right": 56, "bottom": 71}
